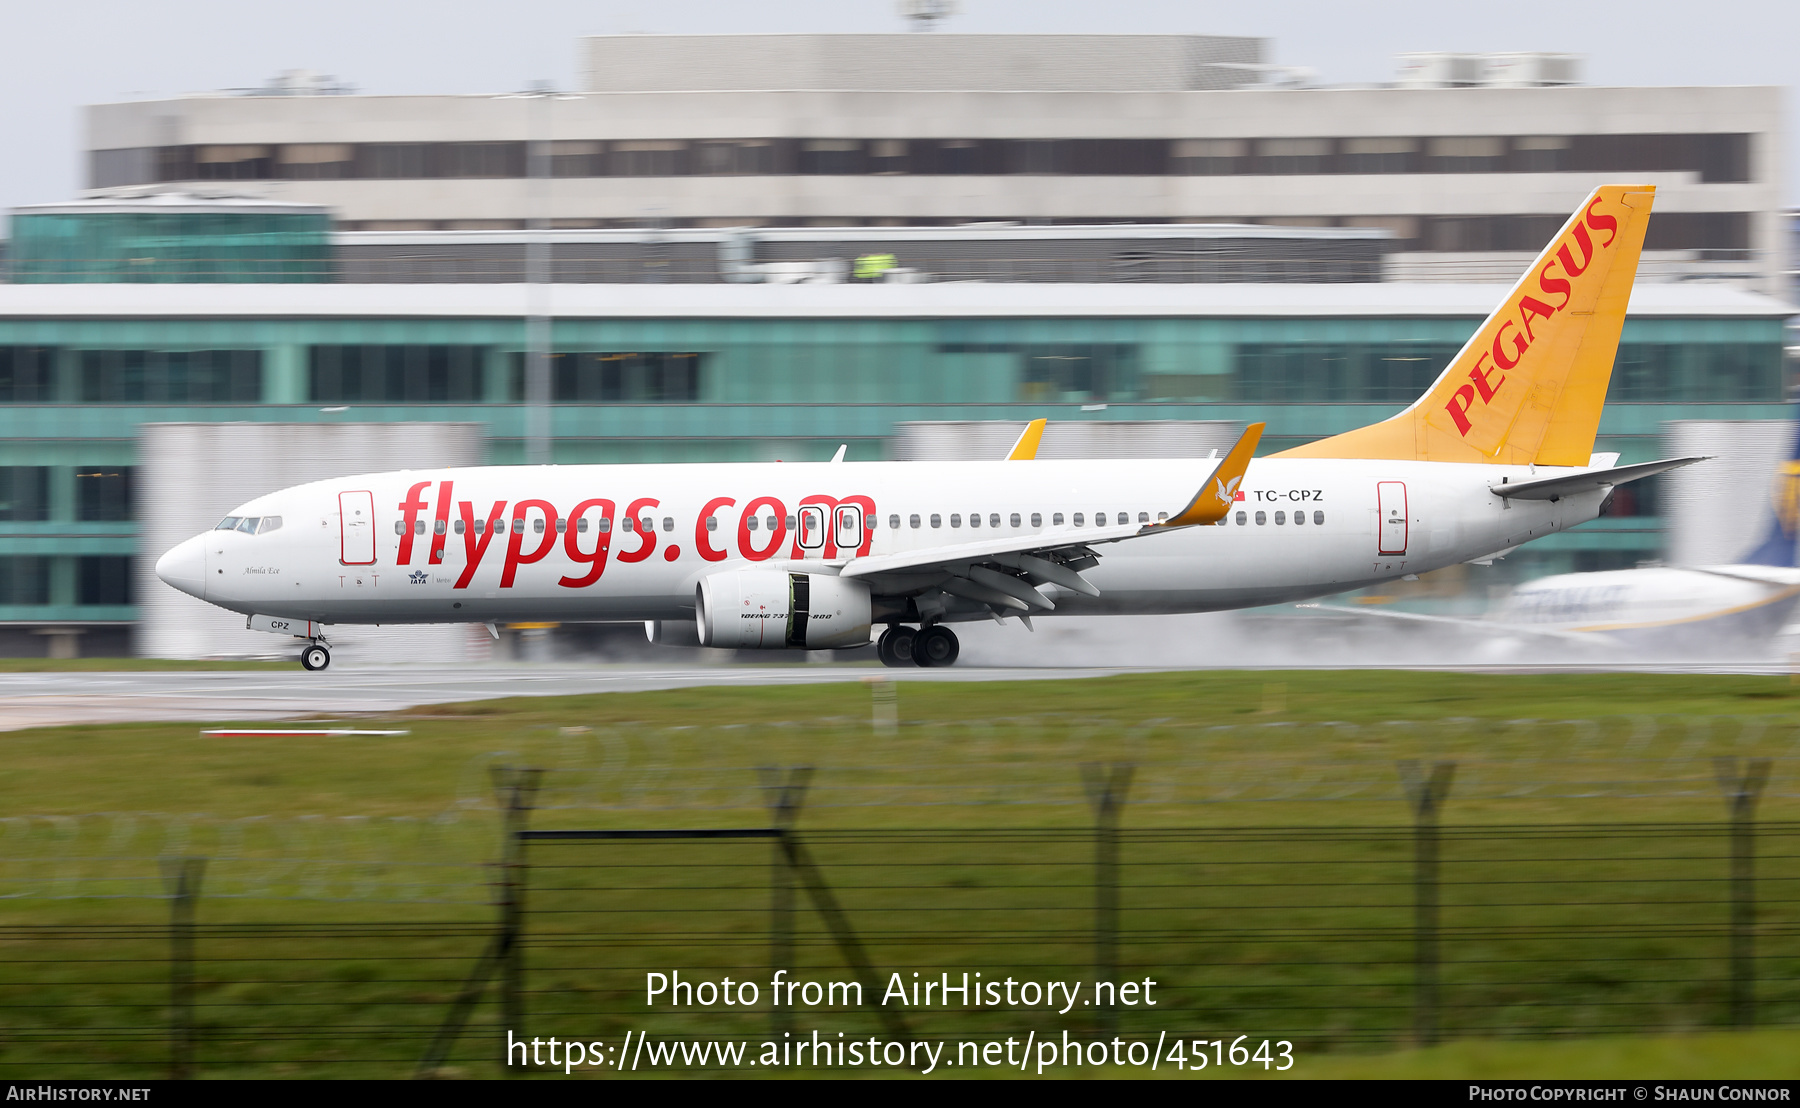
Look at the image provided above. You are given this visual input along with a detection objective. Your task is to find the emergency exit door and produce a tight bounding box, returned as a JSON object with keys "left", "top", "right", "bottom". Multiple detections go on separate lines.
{"left": 1377, "top": 481, "right": 1408, "bottom": 556}
{"left": 339, "top": 490, "right": 376, "bottom": 565}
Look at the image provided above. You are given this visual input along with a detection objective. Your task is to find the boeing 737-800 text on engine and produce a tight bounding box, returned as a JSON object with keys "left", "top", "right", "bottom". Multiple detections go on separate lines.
{"left": 155, "top": 184, "right": 1698, "bottom": 669}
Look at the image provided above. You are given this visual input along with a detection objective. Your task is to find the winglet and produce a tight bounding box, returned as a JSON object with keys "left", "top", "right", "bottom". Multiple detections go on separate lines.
{"left": 1006, "top": 418, "right": 1047, "bottom": 461}
{"left": 1161, "top": 423, "right": 1264, "bottom": 526}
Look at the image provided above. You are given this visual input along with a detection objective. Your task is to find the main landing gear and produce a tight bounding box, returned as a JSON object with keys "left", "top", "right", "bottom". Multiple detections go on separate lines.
{"left": 877, "top": 624, "right": 959, "bottom": 668}
{"left": 299, "top": 642, "right": 332, "bottom": 671}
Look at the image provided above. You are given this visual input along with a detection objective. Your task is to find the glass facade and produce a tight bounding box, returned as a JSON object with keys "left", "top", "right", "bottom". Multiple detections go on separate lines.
{"left": 0, "top": 308, "right": 1785, "bottom": 626}
{"left": 10, "top": 211, "right": 332, "bottom": 284}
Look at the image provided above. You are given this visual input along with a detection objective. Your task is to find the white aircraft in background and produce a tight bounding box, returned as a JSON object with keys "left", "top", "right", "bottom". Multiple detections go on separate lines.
{"left": 156, "top": 184, "right": 1700, "bottom": 670}
{"left": 1302, "top": 426, "right": 1800, "bottom": 656}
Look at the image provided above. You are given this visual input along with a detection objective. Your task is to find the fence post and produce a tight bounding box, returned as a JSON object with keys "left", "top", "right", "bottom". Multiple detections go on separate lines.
{"left": 1081, "top": 763, "right": 1134, "bottom": 1036}
{"left": 1714, "top": 757, "right": 1771, "bottom": 1029}
{"left": 159, "top": 856, "right": 206, "bottom": 1080}
{"left": 493, "top": 765, "right": 543, "bottom": 1069}
{"left": 759, "top": 766, "right": 814, "bottom": 1036}
{"left": 1398, "top": 759, "right": 1455, "bottom": 1047}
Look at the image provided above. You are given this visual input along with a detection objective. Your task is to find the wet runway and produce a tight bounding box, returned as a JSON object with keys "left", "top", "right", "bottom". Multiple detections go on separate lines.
{"left": 0, "top": 660, "right": 1790, "bottom": 731}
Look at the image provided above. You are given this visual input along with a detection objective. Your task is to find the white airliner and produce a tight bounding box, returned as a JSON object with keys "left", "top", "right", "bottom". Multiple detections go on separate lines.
{"left": 155, "top": 184, "right": 1700, "bottom": 670}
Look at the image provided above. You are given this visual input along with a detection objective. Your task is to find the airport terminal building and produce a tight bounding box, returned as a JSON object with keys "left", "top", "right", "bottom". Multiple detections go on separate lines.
{"left": 0, "top": 34, "right": 1791, "bottom": 656}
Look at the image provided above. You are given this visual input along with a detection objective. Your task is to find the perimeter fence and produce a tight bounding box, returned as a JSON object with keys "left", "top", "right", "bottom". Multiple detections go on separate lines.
{"left": 0, "top": 714, "right": 1794, "bottom": 1078}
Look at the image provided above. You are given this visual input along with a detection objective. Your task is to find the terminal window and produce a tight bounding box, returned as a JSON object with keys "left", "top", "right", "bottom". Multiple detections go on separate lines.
{"left": 79, "top": 350, "right": 262, "bottom": 404}
{"left": 77, "top": 556, "right": 132, "bottom": 606}
{"left": 510, "top": 352, "right": 704, "bottom": 402}
{"left": 0, "top": 468, "right": 51, "bottom": 522}
{"left": 309, "top": 345, "right": 485, "bottom": 403}
{"left": 0, "top": 347, "right": 56, "bottom": 403}
{"left": 76, "top": 468, "right": 134, "bottom": 523}
{"left": 0, "top": 556, "right": 49, "bottom": 605}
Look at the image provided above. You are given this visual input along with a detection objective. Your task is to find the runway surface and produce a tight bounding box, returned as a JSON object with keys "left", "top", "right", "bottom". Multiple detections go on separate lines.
{"left": 0, "top": 660, "right": 1791, "bottom": 731}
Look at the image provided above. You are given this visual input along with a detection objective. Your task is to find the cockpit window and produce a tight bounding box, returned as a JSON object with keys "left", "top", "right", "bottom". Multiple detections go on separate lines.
{"left": 235, "top": 517, "right": 259, "bottom": 534}
{"left": 256, "top": 516, "right": 282, "bottom": 534}
{"left": 215, "top": 517, "right": 242, "bottom": 531}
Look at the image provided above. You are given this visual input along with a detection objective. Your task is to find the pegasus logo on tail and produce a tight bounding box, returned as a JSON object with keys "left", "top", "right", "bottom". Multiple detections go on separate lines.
{"left": 1213, "top": 476, "right": 1243, "bottom": 506}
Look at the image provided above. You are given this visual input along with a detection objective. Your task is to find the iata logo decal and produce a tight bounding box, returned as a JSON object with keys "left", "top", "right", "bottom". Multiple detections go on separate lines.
{"left": 1443, "top": 198, "right": 1619, "bottom": 437}
{"left": 409, "top": 570, "right": 428, "bottom": 584}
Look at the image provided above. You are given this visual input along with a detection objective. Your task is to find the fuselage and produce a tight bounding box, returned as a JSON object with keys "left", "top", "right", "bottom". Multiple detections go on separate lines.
{"left": 155, "top": 456, "right": 1604, "bottom": 628}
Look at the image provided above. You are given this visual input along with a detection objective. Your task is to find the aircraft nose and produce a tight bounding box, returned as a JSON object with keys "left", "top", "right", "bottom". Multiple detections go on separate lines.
{"left": 154, "top": 535, "right": 208, "bottom": 599}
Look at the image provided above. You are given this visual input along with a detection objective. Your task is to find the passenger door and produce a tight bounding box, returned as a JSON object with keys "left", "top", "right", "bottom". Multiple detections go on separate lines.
{"left": 339, "top": 490, "right": 376, "bottom": 565}
{"left": 1377, "top": 481, "right": 1408, "bottom": 556}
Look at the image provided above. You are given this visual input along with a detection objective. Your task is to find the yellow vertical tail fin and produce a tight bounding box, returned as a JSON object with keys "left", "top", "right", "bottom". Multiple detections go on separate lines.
{"left": 1272, "top": 184, "right": 1656, "bottom": 466}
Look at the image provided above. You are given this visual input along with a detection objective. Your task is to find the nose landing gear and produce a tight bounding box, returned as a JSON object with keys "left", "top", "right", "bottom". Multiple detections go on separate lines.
{"left": 877, "top": 624, "right": 959, "bottom": 668}
{"left": 299, "top": 643, "right": 331, "bottom": 671}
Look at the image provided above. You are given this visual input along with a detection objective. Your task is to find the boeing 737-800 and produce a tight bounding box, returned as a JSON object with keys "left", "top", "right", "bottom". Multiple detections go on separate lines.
{"left": 154, "top": 184, "right": 1698, "bottom": 670}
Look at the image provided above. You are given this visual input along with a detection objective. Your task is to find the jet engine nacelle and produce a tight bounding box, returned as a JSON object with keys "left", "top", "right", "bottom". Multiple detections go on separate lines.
{"left": 696, "top": 570, "right": 872, "bottom": 649}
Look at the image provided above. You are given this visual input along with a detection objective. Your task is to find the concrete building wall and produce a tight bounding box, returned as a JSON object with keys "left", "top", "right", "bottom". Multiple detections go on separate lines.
{"left": 81, "top": 81, "right": 1783, "bottom": 289}
{"left": 135, "top": 422, "right": 483, "bottom": 660}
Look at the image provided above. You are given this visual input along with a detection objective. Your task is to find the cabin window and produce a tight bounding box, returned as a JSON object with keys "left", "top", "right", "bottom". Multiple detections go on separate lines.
{"left": 393, "top": 521, "right": 404, "bottom": 535}
{"left": 1073, "top": 512, "right": 1084, "bottom": 526}
{"left": 910, "top": 514, "right": 922, "bottom": 529}
{"left": 533, "top": 518, "right": 545, "bottom": 534}
{"left": 1274, "top": 511, "right": 1285, "bottom": 525}
{"left": 969, "top": 513, "right": 981, "bottom": 529}
{"left": 662, "top": 517, "right": 673, "bottom": 532}
{"left": 622, "top": 517, "right": 634, "bottom": 532}
{"left": 1138, "top": 512, "right": 1149, "bottom": 524}
{"left": 746, "top": 516, "right": 758, "bottom": 531}
{"left": 865, "top": 513, "right": 876, "bottom": 530}
{"left": 454, "top": 519, "right": 466, "bottom": 534}
{"left": 1007, "top": 513, "right": 1019, "bottom": 528}
{"left": 990, "top": 513, "right": 1002, "bottom": 528}
{"left": 889, "top": 514, "right": 901, "bottom": 529}
{"left": 1052, "top": 512, "right": 1063, "bottom": 525}
{"left": 1314, "top": 510, "right": 1325, "bottom": 525}
{"left": 512, "top": 517, "right": 526, "bottom": 532}
{"left": 929, "top": 514, "right": 941, "bottom": 528}
{"left": 1255, "top": 511, "right": 1267, "bottom": 525}
{"left": 705, "top": 516, "right": 718, "bottom": 531}
{"left": 1235, "top": 511, "right": 1246, "bottom": 525}
{"left": 1293, "top": 511, "right": 1305, "bottom": 526}
{"left": 598, "top": 517, "right": 611, "bottom": 532}
{"left": 950, "top": 514, "right": 962, "bottom": 528}
{"left": 434, "top": 519, "right": 447, "bottom": 535}
{"left": 1030, "top": 512, "right": 1041, "bottom": 527}
{"left": 577, "top": 518, "right": 589, "bottom": 533}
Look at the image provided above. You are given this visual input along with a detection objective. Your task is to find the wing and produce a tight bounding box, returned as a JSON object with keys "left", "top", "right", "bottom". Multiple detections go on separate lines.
{"left": 839, "top": 423, "right": 1263, "bottom": 615}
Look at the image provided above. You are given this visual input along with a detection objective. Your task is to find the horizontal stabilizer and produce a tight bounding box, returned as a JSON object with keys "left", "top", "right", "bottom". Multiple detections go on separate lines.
{"left": 1491, "top": 456, "right": 1708, "bottom": 502}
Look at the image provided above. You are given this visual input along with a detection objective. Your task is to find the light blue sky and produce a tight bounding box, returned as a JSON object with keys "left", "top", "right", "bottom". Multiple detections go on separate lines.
{"left": 4, "top": 0, "right": 1794, "bottom": 213}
